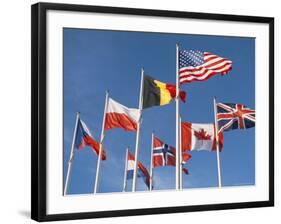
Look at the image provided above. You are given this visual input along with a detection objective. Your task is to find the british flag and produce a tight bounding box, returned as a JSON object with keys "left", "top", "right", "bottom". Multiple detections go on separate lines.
{"left": 216, "top": 103, "right": 255, "bottom": 133}
{"left": 153, "top": 136, "right": 191, "bottom": 173}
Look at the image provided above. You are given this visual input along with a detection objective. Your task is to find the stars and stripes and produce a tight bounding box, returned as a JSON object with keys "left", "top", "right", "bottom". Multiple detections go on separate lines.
{"left": 179, "top": 50, "right": 232, "bottom": 84}
{"left": 217, "top": 103, "right": 255, "bottom": 133}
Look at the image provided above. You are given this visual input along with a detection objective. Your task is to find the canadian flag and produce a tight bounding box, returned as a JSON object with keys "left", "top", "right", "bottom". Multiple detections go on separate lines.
{"left": 181, "top": 122, "right": 224, "bottom": 152}
{"left": 105, "top": 97, "right": 141, "bottom": 132}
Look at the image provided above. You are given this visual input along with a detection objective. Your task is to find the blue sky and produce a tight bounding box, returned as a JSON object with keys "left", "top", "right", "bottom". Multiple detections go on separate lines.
{"left": 63, "top": 28, "right": 255, "bottom": 194}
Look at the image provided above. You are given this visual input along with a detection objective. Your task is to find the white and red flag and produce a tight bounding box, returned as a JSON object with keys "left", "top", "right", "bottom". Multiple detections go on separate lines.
{"left": 105, "top": 97, "right": 141, "bottom": 132}
{"left": 181, "top": 122, "right": 224, "bottom": 152}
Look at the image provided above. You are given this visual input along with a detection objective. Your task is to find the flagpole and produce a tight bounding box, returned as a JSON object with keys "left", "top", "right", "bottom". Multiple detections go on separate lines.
{"left": 123, "top": 148, "right": 129, "bottom": 192}
{"left": 94, "top": 91, "right": 109, "bottom": 194}
{"left": 179, "top": 115, "right": 183, "bottom": 189}
{"left": 175, "top": 44, "right": 180, "bottom": 190}
{"left": 63, "top": 112, "right": 80, "bottom": 196}
{"left": 149, "top": 132, "right": 154, "bottom": 191}
{"left": 213, "top": 97, "right": 222, "bottom": 188}
{"left": 132, "top": 68, "right": 144, "bottom": 192}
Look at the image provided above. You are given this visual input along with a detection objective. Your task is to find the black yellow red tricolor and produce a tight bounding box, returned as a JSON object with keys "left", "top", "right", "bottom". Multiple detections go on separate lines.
{"left": 142, "top": 75, "right": 186, "bottom": 109}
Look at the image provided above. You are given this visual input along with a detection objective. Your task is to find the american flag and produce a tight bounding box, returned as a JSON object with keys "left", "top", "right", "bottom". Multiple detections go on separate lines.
{"left": 179, "top": 50, "right": 232, "bottom": 84}
{"left": 217, "top": 103, "right": 255, "bottom": 133}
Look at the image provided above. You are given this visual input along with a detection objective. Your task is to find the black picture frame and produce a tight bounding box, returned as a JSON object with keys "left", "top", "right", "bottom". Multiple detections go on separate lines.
{"left": 31, "top": 2, "right": 274, "bottom": 222}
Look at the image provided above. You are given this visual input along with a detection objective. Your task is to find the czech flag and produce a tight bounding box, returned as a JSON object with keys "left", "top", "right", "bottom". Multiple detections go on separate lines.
{"left": 75, "top": 118, "right": 106, "bottom": 160}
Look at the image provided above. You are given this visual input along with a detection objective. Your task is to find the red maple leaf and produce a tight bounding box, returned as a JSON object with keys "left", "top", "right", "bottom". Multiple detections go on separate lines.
{"left": 194, "top": 128, "right": 211, "bottom": 140}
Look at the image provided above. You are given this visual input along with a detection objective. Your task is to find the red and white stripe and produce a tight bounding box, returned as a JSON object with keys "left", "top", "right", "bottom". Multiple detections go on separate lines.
{"left": 179, "top": 52, "right": 232, "bottom": 84}
{"left": 105, "top": 97, "right": 140, "bottom": 132}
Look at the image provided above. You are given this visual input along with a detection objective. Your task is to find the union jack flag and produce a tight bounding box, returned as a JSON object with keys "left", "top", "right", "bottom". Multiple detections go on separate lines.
{"left": 179, "top": 50, "right": 232, "bottom": 84}
{"left": 153, "top": 136, "right": 191, "bottom": 174}
{"left": 216, "top": 103, "right": 255, "bottom": 133}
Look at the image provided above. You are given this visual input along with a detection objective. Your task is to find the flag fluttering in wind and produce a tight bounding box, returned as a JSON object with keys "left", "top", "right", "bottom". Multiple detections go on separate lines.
{"left": 216, "top": 103, "right": 255, "bottom": 133}
{"left": 105, "top": 97, "right": 141, "bottom": 132}
{"left": 142, "top": 75, "right": 186, "bottom": 109}
{"left": 126, "top": 151, "right": 151, "bottom": 189}
{"left": 179, "top": 50, "right": 232, "bottom": 84}
{"left": 153, "top": 136, "right": 191, "bottom": 174}
{"left": 181, "top": 122, "right": 224, "bottom": 152}
{"left": 75, "top": 118, "right": 106, "bottom": 160}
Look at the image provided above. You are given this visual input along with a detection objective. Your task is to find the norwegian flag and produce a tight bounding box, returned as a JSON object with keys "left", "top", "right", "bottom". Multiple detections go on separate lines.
{"left": 179, "top": 50, "right": 232, "bottom": 84}
{"left": 217, "top": 103, "right": 255, "bottom": 133}
{"left": 153, "top": 136, "right": 191, "bottom": 174}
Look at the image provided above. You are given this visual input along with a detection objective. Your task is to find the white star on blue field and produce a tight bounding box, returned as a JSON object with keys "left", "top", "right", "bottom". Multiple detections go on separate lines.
{"left": 63, "top": 28, "right": 255, "bottom": 194}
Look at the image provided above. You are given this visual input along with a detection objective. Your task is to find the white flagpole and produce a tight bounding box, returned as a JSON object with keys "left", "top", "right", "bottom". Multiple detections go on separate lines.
{"left": 175, "top": 44, "right": 180, "bottom": 190}
{"left": 123, "top": 148, "right": 129, "bottom": 192}
{"left": 149, "top": 132, "right": 154, "bottom": 191}
{"left": 213, "top": 97, "right": 222, "bottom": 188}
{"left": 179, "top": 115, "right": 183, "bottom": 189}
{"left": 94, "top": 91, "right": 109, "bottom": 194}
{"left": 132, "top": 68, "right": 144, "bottom": 192}
{"left": 63, "top": 112, "right": 80, "bottom": 196}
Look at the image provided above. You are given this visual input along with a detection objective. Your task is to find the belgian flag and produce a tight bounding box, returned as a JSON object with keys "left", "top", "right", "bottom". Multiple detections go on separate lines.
{"left": 142, "top": 75, "right": 186, "bottom": 109}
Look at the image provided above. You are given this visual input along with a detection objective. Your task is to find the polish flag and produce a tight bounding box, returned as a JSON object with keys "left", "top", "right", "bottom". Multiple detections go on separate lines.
{"left": 105, "top": 98, "right": 140, "bottom": 132}
{"left": 181, "top": 122, "right": 224, "bottom": 152}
